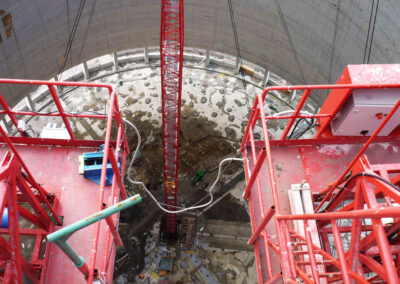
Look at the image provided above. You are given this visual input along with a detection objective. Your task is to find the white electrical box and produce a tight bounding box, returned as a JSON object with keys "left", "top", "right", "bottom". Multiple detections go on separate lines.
{"left": 40, "top": 123, "right": 73, "bottom": 139}
{"left": 331, "top": 89, "right": 400, "bottom": 136}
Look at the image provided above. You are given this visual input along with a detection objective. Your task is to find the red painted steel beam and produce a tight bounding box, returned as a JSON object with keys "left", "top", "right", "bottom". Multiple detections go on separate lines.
{"left": 247, "top": 206, "right": 275, "bottom": 245}
{"left": 331, "top": 220, "right": 351, "bottom": 284}
{"left": 160, "top": 0, "right": 184, "bottom": 234}
{"left": 108, "top": 146, "right": 128, "bottom": 200}
{"left": 7, "top": 176, "right": 22, "bottom": 284}
{"left": 0, "top": 127, "right": 61, "bottom": 225}
{"left": 47, "top": 85, "right": 76, "bottom": 140}
{"left": 290, "top": 230, "right": 369, "bottom": 284}
{"left": 87, "top": 92, "right": 116, "bottom": 284}
{"left": 0, "top": 94, "right": 25, "bottom": 136}
{"left": 105, "top": 216, "right": 123, "bottom": 247}
{"left": 101, "top": 126, "right": 125, "bottom": 282}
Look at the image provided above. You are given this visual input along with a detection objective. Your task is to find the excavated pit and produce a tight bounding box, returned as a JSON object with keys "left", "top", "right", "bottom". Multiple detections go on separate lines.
{"left": 114, "top": 108, "right": 249, "bottom": 282}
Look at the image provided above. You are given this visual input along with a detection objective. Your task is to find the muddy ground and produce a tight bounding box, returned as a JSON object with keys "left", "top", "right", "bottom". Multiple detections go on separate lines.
{"left": 114, "top": 108, "right": 248, "bottom": 281}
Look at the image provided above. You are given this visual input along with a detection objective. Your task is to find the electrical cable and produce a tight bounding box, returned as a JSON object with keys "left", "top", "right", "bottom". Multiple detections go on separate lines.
{"left": 290, "top": 119, "right": 315, "bottom": 139}
{"left": 123, "top": 118, "right": 243, "bottom": 214}
{"left": 319, "top": 172, "right": 400, "bottom": 213}
{"left": 287, "top": 118, "right": 315, "bottom": 139}
{"left": 273, "top": 110, "right": 315, "bottom": 140}
{"left": 328, "top": 0, "right": 341, "bottom": 83}
{"left": 274, "top": 0, "right": 307, "bottom": 84}
{"left": 226, "top": 0, "right": 252, "bottom": 109}
{"left": 366, "top": 0, "right": 380, "bottom": 64}
{"left": 362, "top": 0, "right": 375, "bottom": 64}
{"left": 227, "top": 0, "right": 241, "bottom": 60}
{"left": 77, "top": 0, "right": 97, "bottom": 61}
{"left": 58, "top": 0, "right": 86, "bottom": 78}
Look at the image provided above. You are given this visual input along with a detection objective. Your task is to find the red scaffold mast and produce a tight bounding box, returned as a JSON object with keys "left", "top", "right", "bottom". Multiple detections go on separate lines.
{"left": 160, "top": 0, "right": 184, "bottom": 234}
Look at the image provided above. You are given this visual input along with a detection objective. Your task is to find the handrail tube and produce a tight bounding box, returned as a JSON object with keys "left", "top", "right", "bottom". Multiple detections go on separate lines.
{"left": 303, "top": 221, "right": 321, "bottom": 284}
{"left": 261, "top": 83, "right": 400, "bottom": 100}
{"left": 280, "top": 89, "right": 311, "bottom": 140}
{"left": 240, "top": 82, "right": 400, "bottom": 283}
{"left": 105, "top": 216, "right": 123, "bottom": 247}
{"left": 331, "top": 220, "right": 351, "bottom": 283}
{"left": 53, "top": 240, "right": 90, "bottom": 276}
{"left": 248, "top": 206, "right": 275, "bottom": 245}
{"left": 264, "top": 114, "right": 331, "bottom": 120}
{"left": 87, "top": 92, "right": 116, "bottom": 284}
{"left": 108, "top": 146, "right": 128, "bottom": 200}
{"left": 47, "top": 194, "right": 141, "bottom": 242}
{"left": 0, "top": 78, "right": 113, "bottom": 93}
{"left": 278, "top": 206, "right": 400, "bottom": 220}
{"left": 242, "top": 150, "right": 266, "bottom": 199}
{"left": 0, "top": 110, "right": 107, "bottom": 119}
{"left": 47, "top": 194, "right": 142, "bottom": 276}
{"left": 248, "top": 128, "right": 274, "bottom": 279}
{"left": 240, "top": 104, "right": 260, "bottom": 150}
{"left": 47, "top": 85, "right": 76, "bottom": 140}
{"left": 241, "top": 147, "right": 265, "bottom": 283}
{"left": 101, "top": 125, "right": 124, "bottom": 278}
{"left": 257, "top": 94, "right": 294, "bottom": 280}
{"left": 0, "top": 94, "right": 25, "bottom": 136}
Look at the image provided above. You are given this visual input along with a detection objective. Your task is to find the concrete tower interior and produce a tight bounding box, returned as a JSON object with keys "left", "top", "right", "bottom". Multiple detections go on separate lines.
{"left": 0, "top": 0, "right": 399, "bottom": 283}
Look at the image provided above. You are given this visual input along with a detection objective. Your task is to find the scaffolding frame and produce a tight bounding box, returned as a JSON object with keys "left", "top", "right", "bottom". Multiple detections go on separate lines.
{"left": 0, "top": 79, "right": 128, "bottom": 284}
{"left": 241, "top": 82, "right": 400, "bottom": 283}
{"left": 160, "top": 0, "right": 184, "bottom": 234}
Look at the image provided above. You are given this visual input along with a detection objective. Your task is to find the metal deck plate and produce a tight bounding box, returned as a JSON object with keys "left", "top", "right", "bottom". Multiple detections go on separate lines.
{"left": 0, "top": 145, "right": 114, "bottom": 284}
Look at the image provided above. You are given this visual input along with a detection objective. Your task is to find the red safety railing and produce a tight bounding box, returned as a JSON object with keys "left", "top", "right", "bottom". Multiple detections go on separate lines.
{"left": 241, "top": 83, "right": 400, "bottom": 283}
{"left": 0, "top": 79, "right": 129, "bottom": 284}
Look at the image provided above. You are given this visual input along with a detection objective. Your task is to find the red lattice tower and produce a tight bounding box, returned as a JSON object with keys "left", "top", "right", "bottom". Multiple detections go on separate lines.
{"left": 160, "top": 0, "right": 184, "bottom": 234}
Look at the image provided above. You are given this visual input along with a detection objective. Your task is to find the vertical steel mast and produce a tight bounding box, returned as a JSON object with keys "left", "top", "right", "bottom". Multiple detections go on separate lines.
{"left": 160, "top": 0, "right": 184, "bottom": 234}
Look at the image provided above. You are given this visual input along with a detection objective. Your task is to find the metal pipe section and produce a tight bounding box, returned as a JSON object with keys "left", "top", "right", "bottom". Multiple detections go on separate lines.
{"left": 47, "top": 194, "right": 142, "bottom": 276}
{"left": 277, "top": 206, "right": 400, "bottom": 221}
{"left": 47, "top": 85, "right": 76, "bottom": 140}
{"left": 247, "top": 206, "right": 275, "bottom": 245}
{"left": 47, "top": 194, "right": 141, "bottom": 243}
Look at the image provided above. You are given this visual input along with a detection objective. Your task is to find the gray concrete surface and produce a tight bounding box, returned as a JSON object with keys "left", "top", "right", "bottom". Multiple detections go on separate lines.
{"left": 0, "top": 0, "right": 399, "bottom": 106}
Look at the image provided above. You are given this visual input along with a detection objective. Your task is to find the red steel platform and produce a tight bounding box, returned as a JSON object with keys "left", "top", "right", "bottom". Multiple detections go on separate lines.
{"left": 0, "top": 145, "right": 113, "bottom": 283}
{"left": 0, "top": 79, "right": 128, "bottom": 284}
{"left": 245, "top": 137, "right": 400, "bottom": 283}
{"left": 241, "top": 65, "right": 400, "bottom": 283}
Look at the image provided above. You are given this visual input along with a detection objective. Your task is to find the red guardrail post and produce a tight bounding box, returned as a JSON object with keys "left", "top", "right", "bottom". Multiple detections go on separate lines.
{"left": 47, "top": 85, "right": 76, "bottom": 140}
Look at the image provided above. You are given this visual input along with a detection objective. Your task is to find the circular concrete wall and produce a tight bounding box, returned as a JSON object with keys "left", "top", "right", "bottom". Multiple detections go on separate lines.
{"left": 0, "top": 0, "right": 399, "bottom": 106}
